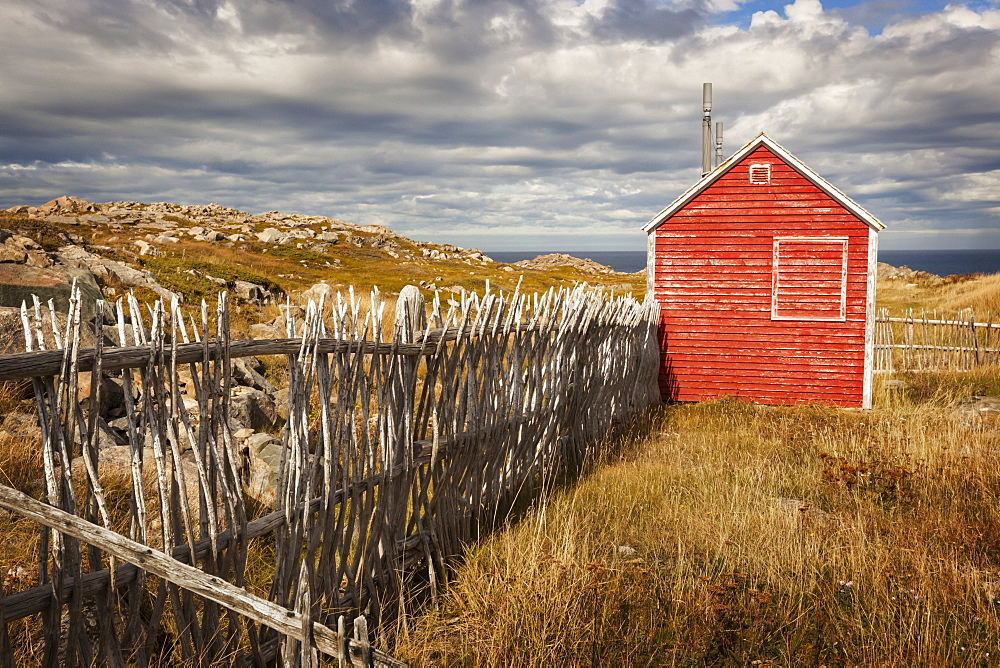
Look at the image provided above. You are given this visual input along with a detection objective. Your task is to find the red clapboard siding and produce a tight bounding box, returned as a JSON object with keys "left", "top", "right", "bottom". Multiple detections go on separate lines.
{"left": 648, "top": 138, "right": 878, "bottom": 409}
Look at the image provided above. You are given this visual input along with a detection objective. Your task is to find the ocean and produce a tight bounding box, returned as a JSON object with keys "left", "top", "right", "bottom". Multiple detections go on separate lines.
{"left": 487, "top": 249, "right": 1000, "bottom": 277}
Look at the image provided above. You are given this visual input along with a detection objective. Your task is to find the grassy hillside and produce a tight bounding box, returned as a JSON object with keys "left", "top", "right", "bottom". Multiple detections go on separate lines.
{"left": 877, "top": 272, "right": 1000, "bottom": 315}
{"left": 0, "top": 208, "right": 645, "bottom": 334}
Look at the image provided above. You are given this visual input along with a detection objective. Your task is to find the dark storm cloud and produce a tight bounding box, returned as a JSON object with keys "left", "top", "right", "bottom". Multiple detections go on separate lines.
{"left": 833, "top": 0, "right": 911, "bottom": 33}
{"left": 590, "top": 0, "right": 705, "bottom": 42}
{"left": 228, "top": 0, "right": 417, "bottom": 45}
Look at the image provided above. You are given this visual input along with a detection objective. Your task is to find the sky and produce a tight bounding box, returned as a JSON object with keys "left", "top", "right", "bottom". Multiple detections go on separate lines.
{"left": 0, "top": 0, "right": 998, "bottom": 251}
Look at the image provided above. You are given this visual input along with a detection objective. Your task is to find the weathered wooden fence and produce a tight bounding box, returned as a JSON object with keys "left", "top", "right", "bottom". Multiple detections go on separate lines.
{"left": 874, "top": 308, "right": 1000, "bottom": 372}
{"left": 0, "top": 282, "right": 659, "bottom": 665}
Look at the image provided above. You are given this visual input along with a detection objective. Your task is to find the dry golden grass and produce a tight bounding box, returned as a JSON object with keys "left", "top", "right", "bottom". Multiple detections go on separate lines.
{"left": 396, "top": 374, "right": 1000, "bottom": 666}
{"left": 878, "top": 273, "right": 1000, "bottom": 316}
{"left": 926, "top": 273, "right": 1000, "bottom": 316}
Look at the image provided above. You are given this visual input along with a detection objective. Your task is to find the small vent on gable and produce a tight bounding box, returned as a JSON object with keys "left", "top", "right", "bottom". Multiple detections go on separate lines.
{"left": 749, "top": 163, "right": 771, "bottom": 185}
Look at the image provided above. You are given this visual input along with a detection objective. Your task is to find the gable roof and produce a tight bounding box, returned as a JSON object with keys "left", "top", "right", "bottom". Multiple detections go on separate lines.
{"left": 643, "top": 133, "right": 885, "bottom": 233}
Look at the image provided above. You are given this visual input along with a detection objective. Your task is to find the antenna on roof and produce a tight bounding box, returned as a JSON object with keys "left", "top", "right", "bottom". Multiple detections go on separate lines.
{"left": 715, "top": 122, "right": 724, "bottom": 168}
{"left": 702, "top": 83, "right": 712, "bottom": 177}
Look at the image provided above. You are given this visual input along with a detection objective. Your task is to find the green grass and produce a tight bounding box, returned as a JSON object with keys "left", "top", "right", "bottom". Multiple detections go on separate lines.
{"left": 138, "top": 256, "right": 282, "bottom": 294}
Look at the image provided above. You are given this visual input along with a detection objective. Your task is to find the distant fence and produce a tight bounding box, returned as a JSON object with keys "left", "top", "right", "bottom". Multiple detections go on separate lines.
{"left": 0, "top": 283, "right": 659, "bottom": 665}
{"left": 874, "top": 308, "right": 1000, "bottom": 372}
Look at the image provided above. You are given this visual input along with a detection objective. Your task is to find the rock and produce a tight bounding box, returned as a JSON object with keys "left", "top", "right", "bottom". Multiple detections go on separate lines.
{"left": 357, "top": 224, "right": 398, "bottom": 236}
{"left": 244, "top": 439, "right": 284, "bottom": 504}
{"left": 36, "top": 196, "right": 100, "bottom": 216}
{"left": 57, "top": 244, "right": 179, "bottom": 303}
{"left": 876, "top": 262, "right": 941, "bottom": 283}
{"left": 228, "top": 386, "right": 280, "bottom": 433}
{"left": 133, "top": 239, "right": 162, "bottom": 256}
{"left": 0, "top": 306, "right": 76, "bottom": 354}
{"left": 249, "top": 322, "right": 284, "bottom": 340}
{"left": 151, "top": 235, "right": 179, "bottom": 244}
{"left": 300, "top": 282, "right": 337, "bottom": 305}
{"left": 0, "top": 242, "right": 105, "bottom": 323}
{"left": 241, "top": 432, "right": 284, "bottom": 503}
{"left": 93, "top": 416, "right": 128, "bottom": 449}
{"left": 0, "top": 241, "right": 27, "bottom": 263}
{"left": 256, "top": 228, "right": 286, "bottom": 244}
{"left": 246, "top": 431, "right": 280, "bottom": 454}
{"left": 952, "top": 396, "right": 1000, "bottom": 428}
{"left": 232, "top": 356, "right": 277, "bottom": 393}
{"left": 78, "top": 373, "right": 127, "bottom": 420}
{"left": 463, "top": 248, "right": 492, "bottom": 262}
{"left": 274, "top": 387, "right": 290, "bottom": 421}
{"left": 0, "top": 412, "right": 39, "bottom": 435}
{"left": 514, "top": 253, "right": 617, "bottom": 275}
{"left": 231, "top": 279, "right": 270, "bottom": 305}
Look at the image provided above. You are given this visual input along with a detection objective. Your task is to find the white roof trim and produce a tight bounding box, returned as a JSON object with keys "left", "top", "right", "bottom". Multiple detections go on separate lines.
{"left": 643, "top": 133, "right": 885, "bottom": 233}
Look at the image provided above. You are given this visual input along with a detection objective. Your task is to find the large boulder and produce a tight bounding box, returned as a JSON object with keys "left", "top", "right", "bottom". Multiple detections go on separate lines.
{"left": 242, "top": 432, "right": 284, "bottom": 504}
{"left": 0, "top": 305, "right": 104, "bottom": 356}
{"left": 0, "top": 236, "right": 104, "bottom": 320}
{"left": 300, "top": 282, "right": 337, "bottom": 305}
{"left": 35, "top": 196, "right": 101, "bottom": 216}
{"left": 231, "top": 279, "right": 270, "bottom": 305}
{"left": 228, "top": 386, "right": 280, "bottom": 433}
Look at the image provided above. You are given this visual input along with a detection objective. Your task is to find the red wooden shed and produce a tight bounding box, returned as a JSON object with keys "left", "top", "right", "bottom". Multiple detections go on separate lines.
{"left": 644, "top": 133, "right": 884, "bottom": 409}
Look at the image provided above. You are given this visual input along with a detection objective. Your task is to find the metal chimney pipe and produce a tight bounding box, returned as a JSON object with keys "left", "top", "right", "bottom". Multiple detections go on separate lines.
{"left": 702, "top": 83, "right": 712, "bottom": 177}
{"left": 715, "top": 121, "right": 724, "bottom": 168}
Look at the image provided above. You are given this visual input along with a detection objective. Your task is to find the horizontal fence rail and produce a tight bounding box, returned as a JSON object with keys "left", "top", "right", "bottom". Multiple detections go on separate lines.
{"left": 0, "top": 282, "right": 660, "bottom": 666}
{"left": 874, "top": 308, "right": 1000, "bottom": 372}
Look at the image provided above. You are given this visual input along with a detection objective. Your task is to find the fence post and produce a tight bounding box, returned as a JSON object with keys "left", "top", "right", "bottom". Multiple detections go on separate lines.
{"left": 381, "top": 286, "right": 426, "bottom": 626}
{"left": 354, "top": 615, "right": 373, "bottom": 668}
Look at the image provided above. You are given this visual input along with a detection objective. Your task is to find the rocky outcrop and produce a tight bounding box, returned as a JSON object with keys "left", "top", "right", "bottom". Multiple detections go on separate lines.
{"left": 877, "top": 262, "right": 941, "bottom": 282}
{"left": 36, "top": 196, "right": 102, "bottom": 216}
{"left": 0, "top": 230, "right": 105, "bottom": 322}
{"left": 56, "top": 244, "right": 179, "bottom": 303}
{"left": 514, "top": 253, "right": 617, "bottom": 275}
{"left": 4, "top": 196, "right": 508, "bottom": 275}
